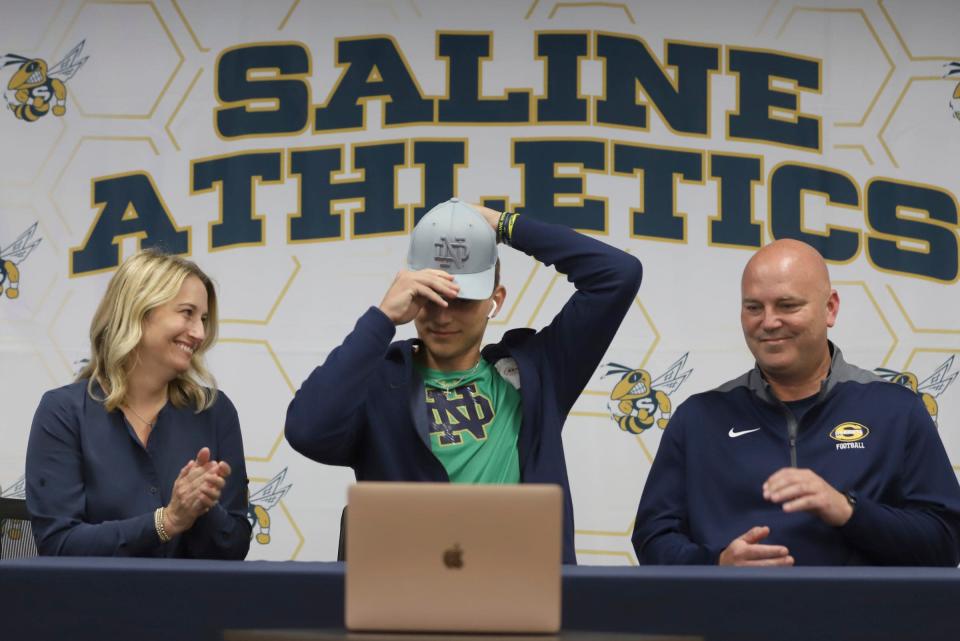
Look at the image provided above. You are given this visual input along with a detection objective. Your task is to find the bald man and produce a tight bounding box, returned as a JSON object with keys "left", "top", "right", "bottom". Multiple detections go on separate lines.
{"left": 632, "top": 239, "right": 960, "bottom": 566}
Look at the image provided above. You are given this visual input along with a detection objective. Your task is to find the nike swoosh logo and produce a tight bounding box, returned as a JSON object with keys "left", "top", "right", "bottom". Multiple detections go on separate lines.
{"left": 728, "top": 427, "right": 761, "bottom": 438}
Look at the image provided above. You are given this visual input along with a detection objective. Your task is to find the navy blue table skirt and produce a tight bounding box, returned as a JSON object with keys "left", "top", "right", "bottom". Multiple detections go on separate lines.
{"left": 1, "top": 558, "right": 957, "bottom": 641}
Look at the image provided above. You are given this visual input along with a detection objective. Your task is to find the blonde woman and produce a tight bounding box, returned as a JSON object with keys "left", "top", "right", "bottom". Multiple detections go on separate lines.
{"left": 25, "top": 249, "right": 251, "bottom": 558}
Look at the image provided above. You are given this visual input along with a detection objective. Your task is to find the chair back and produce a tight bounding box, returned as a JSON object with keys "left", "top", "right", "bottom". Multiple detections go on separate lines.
{"left": 0, "top": 497, "right": 38, "bottom": 559}
{"left": 337, "top": 505, "right": 347, "bottom": 561}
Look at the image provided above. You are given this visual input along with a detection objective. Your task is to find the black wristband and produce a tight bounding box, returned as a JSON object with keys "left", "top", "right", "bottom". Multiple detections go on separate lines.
{"left": 501, "top": 212, "right": 518, "bottom": 246}
{"left": 496, "top": 211, "right": 509, "bottom": 244}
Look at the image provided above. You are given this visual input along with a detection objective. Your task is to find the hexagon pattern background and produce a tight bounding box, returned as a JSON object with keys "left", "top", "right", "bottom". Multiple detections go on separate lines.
{"left": 1, "top": 0, "right": 959, "bottom": 563}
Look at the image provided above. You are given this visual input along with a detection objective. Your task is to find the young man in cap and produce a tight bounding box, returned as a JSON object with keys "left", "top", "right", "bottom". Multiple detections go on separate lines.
{"left": 286, "top": 199, "right": 643, "bottom": 563}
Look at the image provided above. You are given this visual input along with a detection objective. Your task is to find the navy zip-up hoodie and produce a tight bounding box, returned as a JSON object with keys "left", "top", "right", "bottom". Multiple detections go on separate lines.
{"left": 633, "top": 344, "right": 960, "bottom": 566}
{"left": 286, "top": 215, "right": 643, "bottom": 563}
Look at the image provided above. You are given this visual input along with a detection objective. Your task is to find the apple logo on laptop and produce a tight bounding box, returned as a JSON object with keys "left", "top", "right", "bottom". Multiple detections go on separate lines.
{"left": 443, "top": 543, "right": 464, "bottom": 569}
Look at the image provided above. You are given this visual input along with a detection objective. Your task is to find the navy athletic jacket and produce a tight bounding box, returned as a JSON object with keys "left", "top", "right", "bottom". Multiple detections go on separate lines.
{"left": 286, "top": 216, "right": 643, "bottom": 564}
{"left": 633, "top": 344, "right": 960, "bottom": 566}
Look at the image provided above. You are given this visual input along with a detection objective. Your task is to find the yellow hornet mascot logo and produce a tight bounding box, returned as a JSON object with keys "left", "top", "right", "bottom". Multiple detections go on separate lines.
{"left": 604, "top": 353, "right": 693, "bottom": 433}
{"left": 1, "top": 223, "right": 42, "bottom": 300}
{"left": 876, "top": 357, "right": 958, "bottom": 425}
{"left": 0, "top": 476, "right": 26, "bottom": 544}
{"left": 946, "top": 62, "right": 960, "bottom": 122}
{"left": 1, "top": 41, "right": 87, "bottom": 122}
{"left": 247, "top": 468, "right": 292, "bottom": 545}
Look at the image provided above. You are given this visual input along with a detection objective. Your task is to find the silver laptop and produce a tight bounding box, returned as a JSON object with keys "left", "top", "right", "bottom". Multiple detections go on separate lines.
{"left": 345, "top": 482, "right": 563, "bottom": 634}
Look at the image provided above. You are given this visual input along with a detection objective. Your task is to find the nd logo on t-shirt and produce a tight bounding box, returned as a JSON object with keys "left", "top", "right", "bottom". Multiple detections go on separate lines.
{"left": 419, "top": 360, "right": 521, "bottom": 484}
{"left": 425, "top": 384, "right": 493, "bottom": 445}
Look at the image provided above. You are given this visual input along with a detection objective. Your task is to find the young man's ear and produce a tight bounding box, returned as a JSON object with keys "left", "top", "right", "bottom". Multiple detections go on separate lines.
{"left": 488, "top": 285, "right": 506, "bottom": 320}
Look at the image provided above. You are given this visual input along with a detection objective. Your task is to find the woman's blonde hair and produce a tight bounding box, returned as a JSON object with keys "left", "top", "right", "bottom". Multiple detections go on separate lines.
{"left": 77, "top": 248, "right": 219, "bottom": 412}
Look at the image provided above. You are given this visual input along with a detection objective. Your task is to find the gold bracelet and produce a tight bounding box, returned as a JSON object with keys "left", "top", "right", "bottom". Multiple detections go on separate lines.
{"left": 155, "top": 507, "right": 172, "bottom": 543}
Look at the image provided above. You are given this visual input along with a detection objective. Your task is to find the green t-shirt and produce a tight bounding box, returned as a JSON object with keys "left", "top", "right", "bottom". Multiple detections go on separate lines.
{"left": 418, "top": 359, "right": 521, "bottom": 484}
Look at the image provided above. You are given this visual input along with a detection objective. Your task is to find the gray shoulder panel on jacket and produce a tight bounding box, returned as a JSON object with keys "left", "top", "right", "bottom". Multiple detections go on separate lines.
{"left": 714, "top": 370, "right": 752, "bottom": 393}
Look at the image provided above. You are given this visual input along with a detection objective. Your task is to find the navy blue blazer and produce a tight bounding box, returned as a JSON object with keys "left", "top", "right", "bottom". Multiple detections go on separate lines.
{"left": 26, "top": 381, "right": 251, "bottom": 558}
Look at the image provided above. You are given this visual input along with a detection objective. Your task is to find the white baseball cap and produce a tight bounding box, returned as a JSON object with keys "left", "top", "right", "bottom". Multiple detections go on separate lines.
{"left": 407, "top": 198, "right": 498, "bottom": 300}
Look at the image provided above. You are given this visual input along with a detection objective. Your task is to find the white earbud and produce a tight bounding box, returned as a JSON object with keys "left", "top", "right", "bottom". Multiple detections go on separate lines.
{"left": 487, "top": 300, "right": 499, "bottom": 319}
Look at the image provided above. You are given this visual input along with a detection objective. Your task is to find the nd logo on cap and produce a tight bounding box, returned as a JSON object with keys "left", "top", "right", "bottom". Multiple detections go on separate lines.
{"left": 407, "top": 198, "right": 498, "bottom": 300}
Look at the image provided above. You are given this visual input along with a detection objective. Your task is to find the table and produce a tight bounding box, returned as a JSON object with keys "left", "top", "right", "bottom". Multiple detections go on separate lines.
{"left": 222, "top": 632, "right": 696, "bottom": 641}
{"left": 1, "top": 558, "right": 957, "bottom": 641}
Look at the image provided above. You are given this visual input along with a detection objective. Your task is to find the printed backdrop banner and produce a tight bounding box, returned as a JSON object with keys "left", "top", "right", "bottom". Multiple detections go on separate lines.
{"left": 1, "top": 0, "right": 959, "bottom": 563}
